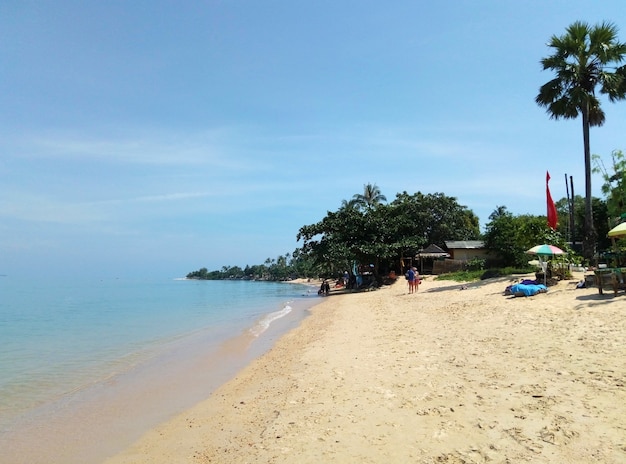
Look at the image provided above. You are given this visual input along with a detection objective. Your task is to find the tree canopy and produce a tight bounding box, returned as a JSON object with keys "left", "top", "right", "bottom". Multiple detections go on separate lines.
{"left": 483, "top": 206, "right": 571, "bottom": 267}
{"left": 296, "top": 190, "right": 480, "bottom": 277}
{"left": 593, "top": 149, "right": 626, "bottom": 223}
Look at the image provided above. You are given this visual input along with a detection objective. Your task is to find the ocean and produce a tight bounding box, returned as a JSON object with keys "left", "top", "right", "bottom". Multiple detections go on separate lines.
{"left": 0, "top": 275, "right": 318, "bottom": 463}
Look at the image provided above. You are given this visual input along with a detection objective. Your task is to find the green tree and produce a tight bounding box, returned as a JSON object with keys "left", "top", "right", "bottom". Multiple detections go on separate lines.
{"left": 482, "top": 207, "right": 520, "bottom": 266}
{"left": 352, "top": 183, "right": 387, "bottom": 210}
{"left": 267, "top": 253, "right": 291, "bottom": 280}
{"left": 556, "top": 194, "right": 611, "bottom": 252}
{"left": 593, "top": 149, "right": 626, "bottom": 222}
{"left": 186, "top": 267, "right": 209, "bottom": 279}
{"left": 297, "top": 190, "right": 479, "bottom": 277}
{"left": 483, "top": 206, "right": 570, "bottom": 267}
{"left": 536, "top": 21, "right": 626, "bottom": 261}
{"left": 297, "top": 206, "right": 368, "bottom": 277}
{"left": 389, "top": 191, "right": 480, "bottom": 252}
{"left": 290, "top": 248, "right": 319, "bottom": 278}
{"left": 339, "top": 198, "right": 360, "bottom": 211}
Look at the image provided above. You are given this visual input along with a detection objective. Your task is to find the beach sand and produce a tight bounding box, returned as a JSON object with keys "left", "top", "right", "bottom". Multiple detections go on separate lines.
{"left": 105, "top": 273, "right": 626, "bottom": 463}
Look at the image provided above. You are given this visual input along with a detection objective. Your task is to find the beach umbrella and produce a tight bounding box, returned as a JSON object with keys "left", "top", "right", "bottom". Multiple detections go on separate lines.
{"left": 607, "top": 222, "right": 626, "bottom": 238}
{"left": 526, "top": 244, "right": 564, "bottom": 286}
{"left": 526, "top": 244, "right": 565, "bottom": 256}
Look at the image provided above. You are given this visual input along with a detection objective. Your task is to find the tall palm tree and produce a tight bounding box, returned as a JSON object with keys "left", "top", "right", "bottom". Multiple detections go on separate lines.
{"left": 536, "top": 20, "right": 626, "bottom": 261}
{"left": 352, "top": 183, "right": 387, "bottom": 210}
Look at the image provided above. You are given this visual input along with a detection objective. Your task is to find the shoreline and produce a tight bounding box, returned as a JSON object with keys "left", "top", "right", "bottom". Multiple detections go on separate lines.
{"left": 105, "top": 272, "right": 626, "bottom": 463}
{"left": 0, "top": 282, "right": 323, "bottom": 464}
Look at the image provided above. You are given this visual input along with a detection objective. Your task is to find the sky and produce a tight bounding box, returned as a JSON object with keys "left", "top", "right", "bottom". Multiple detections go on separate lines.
{"left": 2, "top": 1, "right": 626, "bottom": 279}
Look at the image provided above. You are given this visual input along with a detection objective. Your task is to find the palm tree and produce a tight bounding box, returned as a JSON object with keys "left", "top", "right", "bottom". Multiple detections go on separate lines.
{"left": 352, "top": 183, "right": 387, "bottom": 210}
{"left": 339, "top": 198, "right": 360, "bottom": 211}
{"left": 536, "top": 20, "right": 626, "bottom": 261}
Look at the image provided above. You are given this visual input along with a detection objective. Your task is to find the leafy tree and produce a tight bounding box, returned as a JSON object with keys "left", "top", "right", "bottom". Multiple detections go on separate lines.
{"left": 389, "top": 191, "right": 480, "bottom": 251}
{"left": 483, "top": 206, "right": 570, "bottom": 267}
{"left": 297, "top": 206, "right": 369, "bottom": 277}
{"left": 297, "top": 190, "right": 479, "bottom": 277}
{"left": 290, "top": 248, "right": 319, "bottom": 278}
{"left": 186, "top": 267, "right": 209, "bottom": 279}
{"left": 555, "top": 194, "right": 611, "bottom": 252}
{"left": 536, "top": 20, "right": 626, "bottom": 261}
{"left": 483, "top": 207, "right": 519, "bottom": 266}
{"left": 593, "top": 149, "right": 626, "bottom": 222}
{"left": 265, "top": 253, "right": 291, "bottom": 280}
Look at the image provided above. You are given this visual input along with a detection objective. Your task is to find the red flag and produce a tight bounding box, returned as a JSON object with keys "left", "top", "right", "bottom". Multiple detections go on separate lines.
{"left": 546, "top": 171, "right": 558, "bottom": 230}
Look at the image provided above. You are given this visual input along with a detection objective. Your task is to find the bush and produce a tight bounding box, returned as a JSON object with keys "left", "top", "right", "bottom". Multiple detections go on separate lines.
{"left": 481, "top": 269, "right": 502, "bottom": 279}
{"left": 465, "top": 258, "right": 486, "bottom": 271}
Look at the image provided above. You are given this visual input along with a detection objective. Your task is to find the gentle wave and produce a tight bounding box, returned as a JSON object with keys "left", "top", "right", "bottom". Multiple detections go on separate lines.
{"left": 249, "top": 303, "right": 292, "bottom": 337}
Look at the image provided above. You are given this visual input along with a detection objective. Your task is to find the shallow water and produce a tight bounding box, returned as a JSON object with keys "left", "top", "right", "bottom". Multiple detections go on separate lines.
{"left": 0, "top": 276, "right": 319, "bottom": 463}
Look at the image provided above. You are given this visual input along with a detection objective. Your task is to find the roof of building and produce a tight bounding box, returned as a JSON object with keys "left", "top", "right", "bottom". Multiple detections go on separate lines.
{"left": 416, "top": 243, "right": 450, "bottom": 258}
{"left": 445, "top": 240, "right": 485, "bottom": 249}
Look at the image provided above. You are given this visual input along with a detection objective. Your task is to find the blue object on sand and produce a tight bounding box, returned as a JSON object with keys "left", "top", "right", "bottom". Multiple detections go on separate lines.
{"left": 509, "top": 283, "right": 547, "bottom": 296}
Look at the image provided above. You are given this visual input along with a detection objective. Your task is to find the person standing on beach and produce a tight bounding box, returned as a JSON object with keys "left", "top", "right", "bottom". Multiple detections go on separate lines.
{"left": 407, "top": 267, "right": 416, "bottom": 293}
{"left": 413, "top": 267, "right": 420, "bottom": 292}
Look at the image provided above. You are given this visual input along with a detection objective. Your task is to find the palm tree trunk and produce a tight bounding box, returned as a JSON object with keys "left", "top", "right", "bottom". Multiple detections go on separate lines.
{"left": 581, "top": 104, "right": 597, "bottom": 262}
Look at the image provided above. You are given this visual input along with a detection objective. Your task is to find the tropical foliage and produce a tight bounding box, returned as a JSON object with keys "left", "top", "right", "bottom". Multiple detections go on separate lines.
{"left": 351, "top": 183, "right": 387, "bottom": 210}
{"left": 593, "top": 149, "right": 626, "bottom": 223}
{"left": 554, "top": 194, "right": 611, "bottom": 251}
{"left": 296, "top": 189, "right": 480, "bottom": 278}
{"left": 482, "top": 206, "right": 572, "bottom": 267}
{"left": 536, "top": 20, "right": 626, "bottom": 261}
{"left": 189, "top": 191, "right": 612, "bottom": 280}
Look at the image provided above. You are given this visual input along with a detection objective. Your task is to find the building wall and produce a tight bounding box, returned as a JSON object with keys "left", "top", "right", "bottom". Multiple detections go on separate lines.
{"left": 433, "top": 259, "right": 465, "bottom": 274}
{"left": 449, "top": 249, "right": 490, "bottom": 261}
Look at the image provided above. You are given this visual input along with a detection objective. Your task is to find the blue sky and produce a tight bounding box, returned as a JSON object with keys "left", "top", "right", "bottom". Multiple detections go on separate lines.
{"left": 2, "top": 1, "right": 626, "bottom": 278}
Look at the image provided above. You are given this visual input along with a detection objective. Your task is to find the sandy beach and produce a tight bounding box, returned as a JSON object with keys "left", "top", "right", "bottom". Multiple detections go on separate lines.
{"left": 105, "top": 273, "right": 626, "bottom": 463}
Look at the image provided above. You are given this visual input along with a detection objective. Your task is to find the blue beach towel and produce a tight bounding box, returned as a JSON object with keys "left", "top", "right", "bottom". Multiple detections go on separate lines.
{"left": 509, "top": 283, "right": 547, "bottom": 296}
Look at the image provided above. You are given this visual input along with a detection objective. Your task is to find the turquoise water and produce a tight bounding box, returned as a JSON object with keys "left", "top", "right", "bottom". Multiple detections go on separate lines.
{"left": 0, "top": 275, "right": 316, "bottom": 462}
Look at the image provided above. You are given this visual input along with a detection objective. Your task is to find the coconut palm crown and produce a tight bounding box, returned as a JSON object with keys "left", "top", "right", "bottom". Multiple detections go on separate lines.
{"left": 352, "top": 183, "right": 387, "bottom": 210}
{"left": 536, "top": 20, "right": 626, "bottom": 260}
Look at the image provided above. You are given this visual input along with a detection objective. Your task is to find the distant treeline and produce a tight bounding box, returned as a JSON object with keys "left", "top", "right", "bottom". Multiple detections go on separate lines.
{"left": 186, "top": 253, "right": 318, "bottom": 281}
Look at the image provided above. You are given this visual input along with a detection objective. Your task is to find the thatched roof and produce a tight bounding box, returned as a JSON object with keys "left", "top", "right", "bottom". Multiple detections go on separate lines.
{"left": 417, "top": 244, "right": 450, "bottom": 258}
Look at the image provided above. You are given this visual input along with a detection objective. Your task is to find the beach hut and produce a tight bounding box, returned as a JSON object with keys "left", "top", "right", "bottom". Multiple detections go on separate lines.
{"left": 416, "top": 244, "right": 450, "bottom": 274}
{"left": 444, "top": 240, "right": 487, "bottom": 261}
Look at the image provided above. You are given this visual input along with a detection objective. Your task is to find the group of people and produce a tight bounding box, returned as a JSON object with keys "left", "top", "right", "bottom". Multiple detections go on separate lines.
{"left": 406, "top": 267, "right": 420, "bottom": 294}
{"left": 318, "top": 280, "right": 331, "bottom": 296}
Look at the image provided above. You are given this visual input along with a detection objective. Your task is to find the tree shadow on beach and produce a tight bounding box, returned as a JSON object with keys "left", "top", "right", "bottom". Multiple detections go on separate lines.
{"left": 570, "top": 291, "right": 625, "bottom": 311}
{"left": 421, "top": 275, "right": 522, "bottom": 294}
{"left": 575, "top": 292, "right": 625, "bottom": 302}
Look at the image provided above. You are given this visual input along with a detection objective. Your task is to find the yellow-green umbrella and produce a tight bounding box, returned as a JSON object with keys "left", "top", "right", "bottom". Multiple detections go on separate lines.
{"left": 607, "top": 222, "right": 626, "bottom": 238}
